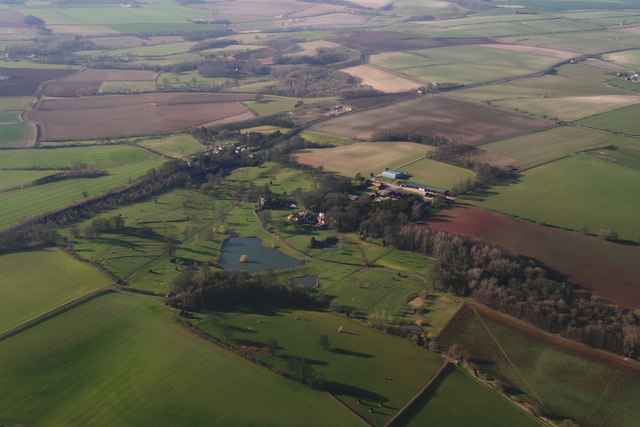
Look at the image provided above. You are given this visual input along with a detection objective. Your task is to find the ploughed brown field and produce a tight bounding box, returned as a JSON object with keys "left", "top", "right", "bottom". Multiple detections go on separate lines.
{"left": 333, "top": 31, "right": 494, "bottom": 52}
{"left": 308, "top": 96, "right": 550, "bottom": 144}
{"left": 0, "top": 68, "right": 77, "bottom": 97}
{"left": 343, "top": 92, "right": 416, "bottom": 109}
{"left": 40, "top": 81, "right": 101, "bottom": 97}
{"left": 29, "top": 93, "right": 256, "bottom": 141}
{"left": 424, "top": 204, "right": 640, "bottom": 309}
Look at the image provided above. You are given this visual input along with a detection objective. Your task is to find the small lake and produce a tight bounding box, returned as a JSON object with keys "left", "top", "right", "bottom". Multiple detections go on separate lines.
{"left": 219, "top": 237, "right": 303, "bottom": 273}
{"left": 292, "top": 275, "right": 318, "bottom": 288}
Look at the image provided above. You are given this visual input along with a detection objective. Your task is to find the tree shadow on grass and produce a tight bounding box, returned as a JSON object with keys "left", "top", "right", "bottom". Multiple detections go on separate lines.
{"left": 325, "top": 381, "right": 388, "bottom": 403}
{"left": 279, "top": 354, "right": 328, "bottom": 366}
{"left": 331, "top": 348, "right": 374, "bottom": 358}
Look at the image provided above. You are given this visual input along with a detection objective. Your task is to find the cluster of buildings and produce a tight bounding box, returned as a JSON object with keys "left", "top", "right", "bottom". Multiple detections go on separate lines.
{"left": 287, "top": 211, "right": 326, "bottom": 226}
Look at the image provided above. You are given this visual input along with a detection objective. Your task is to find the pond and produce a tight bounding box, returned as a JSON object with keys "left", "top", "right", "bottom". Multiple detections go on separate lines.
{"left": 292, "top": 275, "right": 318, "bottom": 288}
{"left": 219, "top": 237, "right": 303, "bottom": 273}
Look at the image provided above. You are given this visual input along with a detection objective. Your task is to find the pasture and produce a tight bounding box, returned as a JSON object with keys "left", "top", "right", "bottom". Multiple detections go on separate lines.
{"left": 479, "top": 126, "right": 638, "bottom": 169}
{"left": 29, "top": 93, "right": 256, "bottom": 141}
{"left": 102, "top": 81, "right": 157, "bottom": 94}
{"left": 0, "top": 248, "right": 112, "bottom": 334}
{"left": 0, "top": 158, "right": 165, "bottom": 229}
{"left": 494, "top": 95, "right": 640, "bottom": 121}
{"left": 466, "top": 154, "right": 640, "bottom": 240}
{"left": 307, "top": 96, "right": 550, "bottom": 144}
{"left": 0, "top": 170, "right": 52, "bottom": 191}
{"left": 425, "top": 204, "right": 640, "bottom": 309}
{"left": 603, "top": 49, "right": 640, "bottom": 70}
{"left": 437, "top": 306, "right": 640, "bottom": 427}
{"left": 0, "top": 96, "right": 33, "bottom": 111}
{"left": 63, "top": 68, "right": 158, "bottom": 82}
{"left": 578, "top": 103, "right": 640, "bottom": 134}
{"left": 370, "top": 45, "right": 561, "bottom": 86}
{"left": 197, "top": 308, "right": 444, "bottom": 426}
{"left": 294, "top": 141, "right": 430, "bottom": 178}
{"left": 448, "top": 73, "right": 630, "bottom": 103}
{"left": 499, "top": 30, "right": 640, "bottom": 54}
{"left": 396, "top": 367, "right": 540, "bottom": 426}
{"left": 0, "top": 144, "right": 155, "bottom": 169}
{"left": 341, "top": 65, "right": 421, "bottom": 93}
{"left": 399, "top": 157, "right": 475, "bottom": 190}
{"left": 244, "top": 96, "right": 333, "bottom": 116}
{"left": 0, "top": 293, "right": 354, "bottom": 426}
{"left": 0, "top": 122, "right": 35, "bottom": 148}
{"left": 137, "top": 134, "right": 203, "bottom": 158}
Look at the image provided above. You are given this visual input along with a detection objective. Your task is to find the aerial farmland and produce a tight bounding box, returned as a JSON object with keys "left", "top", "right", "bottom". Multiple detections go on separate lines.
{"left": 0, "top": 0, "right": 639, "bottom": 425}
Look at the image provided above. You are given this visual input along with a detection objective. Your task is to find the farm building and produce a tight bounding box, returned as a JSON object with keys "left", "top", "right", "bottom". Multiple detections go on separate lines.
{"left": 381, "top": 169, "right": 406, "bottom": 179}
{"left": 400, "top": 181, "right": 450, "bottom": 196}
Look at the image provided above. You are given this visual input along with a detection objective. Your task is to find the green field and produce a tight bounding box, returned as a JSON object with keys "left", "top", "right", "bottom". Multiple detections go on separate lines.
{"left": 0, "top": 248, "right": 113, "bottom": 334}
{"left": 466, "top": 154, "right": 640, "bottom": 240}
{"left": 294, "top": 142, "right": 431, "bottom": 179}
{"left": 0, "top": 144, "right": 155, "bottom": 169}
{"left": 0, "top": 158, "right": 165, "bottom": 229}
{"left": 0, "top": 123, "right": 36, "bottom": 148}
{"left": 0, "top": 293, "right": 355, "bottom": 426}
{"left": 479, "top": 126, "right": 638, "bottom": 169}
{"left": 0, "top": 111, "right": 19, "bottom": 123}
{"left": 86, "top": 41, "right": 197, "bottom": 57}
{"left": 399, "top": 157, "right": 475, "bottom": 190}
{"left": 244, "top": 96, "right": 334, "bottom": 116}
{"left": 24, "top": 0, "right": 211, "bottom": 26}
{"left": 197, "top": 308, "right": 444, "bottom": 426}
{"left": 448, "top": 73, "right": 630, "bottom": 103}
{"left": 494, "top": 95, "right": 640, "bottom": 121}
{"left": 500, "top": 30, "right": 640, "bottom": 54}
{"left": 397, "top": 367, "right": 540, "bottom": 426}
{"left": 101, "top": 80, "right": 157, "bottom": 93}
{"left": 137, "top": 134, "right": 203, "bottom": 158}
{"left": 578, "top": 103, "right": 640, "bottom": 134}
{"left": 602, "top": 49, "right": 640, "bottom": 70}
{"left": 437, "top": 307, "right": 640, "bottom": 427}
{"left": 0, "top": 170, "right": 55, "bottom": 191}
{"left": 371, "top": 45, "right": 560, "bottom": 85}
{"left": 299, "top": 131, "right": 352, "bottom": 145}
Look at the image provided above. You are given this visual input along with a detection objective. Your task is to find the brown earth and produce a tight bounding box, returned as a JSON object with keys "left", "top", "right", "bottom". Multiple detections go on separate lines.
{"left": 29, "top": 93, "right": 256, "bottom": 141}
{"left": 308, "top": 96, "right": 550, "bottom": 144}
{"left": 342, "top": 65, "right": 421, "bottom": 93}
{"left": 343, "top": 92, "right": 416, "bottom": 109}
{"left": 40, "top": 81, "right": 102, "bottom": 97}
{"left": 333, "top": 31, "right": 495, "bottom": 53}
{"left": 423, "top": 204, "right": 640, "bottom": 309}
{"left": 62, "top": 68, "right": 158, "bottom": 82}
{"left": 0, "top": 68, "right": 77, "bottom": 97}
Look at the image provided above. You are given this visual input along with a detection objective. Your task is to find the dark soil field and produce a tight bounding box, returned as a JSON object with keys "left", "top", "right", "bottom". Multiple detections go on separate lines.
{"left": 62, "top": 69, "right": 158, "bottom": 82}
{"left": 30, "top": 93, "right": 256, "bottom": 140}
{"left": 424, "top": 204, "right": 640, "bottom": 309}
{"left": 333, "top": 31, "right": 494, "bottom": 53}
{"left": 438, "top": 305, "right": 640, "bottom": 427}
{"left": 343, "top": 92, "right": 416, "bottom": 110}
{"left": 309, "top": 96, "right": 550, "bottom": 144}
{"left": 40, "top": 81, "right": 101, "bottom": 97}
{"left": 0, "top": 68, "right": 76, "bottom": 97}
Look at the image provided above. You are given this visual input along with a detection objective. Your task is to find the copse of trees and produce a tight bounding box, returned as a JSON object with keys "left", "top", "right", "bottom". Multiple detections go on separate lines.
{"left": 197, "top": 58, "right": 269, "bottom": 78}
{"left": 264, "top": 66, "right": 369, "bottom": 97}
{"left": 166, "top": 269, "right": 324, "bottom": 310}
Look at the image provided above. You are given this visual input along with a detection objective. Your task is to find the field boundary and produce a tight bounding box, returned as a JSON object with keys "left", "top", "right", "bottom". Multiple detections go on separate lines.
{"left": 384, "top": 359, "right": 452, "bottom": 426}
{"left": 0, "top": 287, "right": 116, "bottom": 342}
{"left": 327, "top": 393, "right": 374, "bottom": 426}
{"left": 470, "top": 306, "right": 547, "bottom": 412}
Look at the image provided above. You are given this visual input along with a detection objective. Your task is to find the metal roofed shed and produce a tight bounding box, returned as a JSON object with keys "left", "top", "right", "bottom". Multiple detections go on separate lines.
{"left": 381, "top": 169, "right": 406, "bottom": 179}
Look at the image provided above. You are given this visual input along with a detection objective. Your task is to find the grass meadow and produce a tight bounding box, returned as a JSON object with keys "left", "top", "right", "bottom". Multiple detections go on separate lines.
{"left": 0, "top": 158, "right": 165, "bottom": 229}
{"left": 371, "top": 45, "right": 559, "bottom": 85}
{"left": 0, "top": 248, "right": 113, "bottom": 334}
{"left": 0, "top": 293, "right": 355, "bottom": 427}
{"left": 244, "top": 96, "right": 333, "bottom": 116}
{"left": 396, "top": 367, "right": 541, "bottom": 426}
{"left": 399, "top": 157, "right": 475, "bottom": 190}
{"left": 479, "top": 126, "right": 638, "bottom": 169}
{"left": 0, "top": 123, "right": 36, "bottom": 148}
{"left": 437, "top": 307, "right": 640, "bottom": 427}
{"left": 578, "top": 103, "right": 640, "bottom": 134}
{"left": 197, "top": 308, "right": 444, "bottom": 426}
{"left": 137, "top": 134, "right": 204, "bottom": 158}
{"left": 0, "top": 170, "right": 53, "bottom": 191}
{"left": 466, "top": 154, "right": 640, "bottom": 240}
